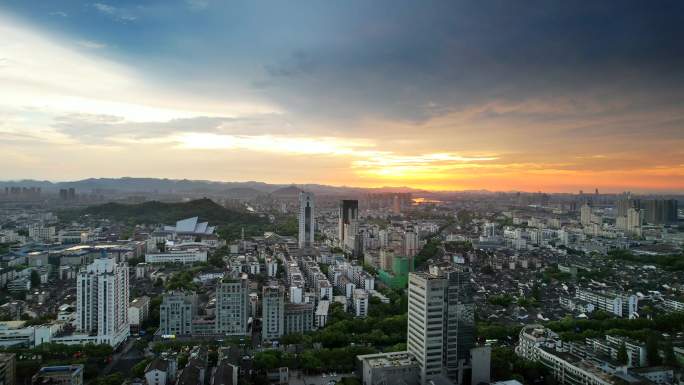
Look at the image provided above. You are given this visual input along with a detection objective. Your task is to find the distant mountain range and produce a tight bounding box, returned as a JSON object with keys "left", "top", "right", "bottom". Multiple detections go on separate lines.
{"left": 0, "top": 177, "right": 427, "bottom": 196}
{"left": 2, "top": 178, "right": 681, "bottom": 197}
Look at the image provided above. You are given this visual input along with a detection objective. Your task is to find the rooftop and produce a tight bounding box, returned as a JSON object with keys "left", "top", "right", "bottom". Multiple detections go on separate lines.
{"left": 164, "top": 217, "right": 215, "bottom": 235}
{"left": 36, "top": 365, "right": 83, "bottom": 376}
{"left": 359, "top": 351, "right": 419, "bottom": 369}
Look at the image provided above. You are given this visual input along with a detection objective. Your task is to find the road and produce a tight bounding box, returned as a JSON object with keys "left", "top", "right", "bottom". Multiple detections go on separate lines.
{"left": 102, "top": 337, "right": 139, "bottom": 375}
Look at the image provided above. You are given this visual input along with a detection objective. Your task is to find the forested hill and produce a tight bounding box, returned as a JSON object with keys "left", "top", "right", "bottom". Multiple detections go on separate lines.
{"left": 59, "top": 198, "right": 270, "bottom": 240}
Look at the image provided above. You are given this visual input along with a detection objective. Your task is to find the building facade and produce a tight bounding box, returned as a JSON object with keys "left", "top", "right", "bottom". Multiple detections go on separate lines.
{"left": 262, "top": 284, "right": 285, "bottom": 341}
{"left": 284, "top": 303, "right": 314, "bottom": 335}
{"left": 76, "top": 257, "right": 130, "bottom": 348}
{"left": 339, "top": 200, "right": 359, "bottom": 254}
{"left": 298, "top": 192, "right": 315, "bottom": 249}
{"left": 357, "top": 352, "right": 419, "bottom": 385}
{"left": 407, "top": 268, "right": 475, "bottom": 385}
{"left": 575, "top": 289, "right": 638, "bottom": 319}
{"left": 215, "top": 275, "right": 250, "bottom": 336}
{"left": 159, "top": 291, "right": 197, "bottom": 336}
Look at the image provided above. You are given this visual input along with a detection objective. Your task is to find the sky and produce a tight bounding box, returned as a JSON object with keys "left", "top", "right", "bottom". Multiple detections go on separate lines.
{"left": 1, "top": 1, "right": 684, "bottom": 193}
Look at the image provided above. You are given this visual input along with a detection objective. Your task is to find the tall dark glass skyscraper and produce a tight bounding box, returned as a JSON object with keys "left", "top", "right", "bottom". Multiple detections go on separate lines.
{"left": 298, "top": 191, "right": 315, "bottom": 248}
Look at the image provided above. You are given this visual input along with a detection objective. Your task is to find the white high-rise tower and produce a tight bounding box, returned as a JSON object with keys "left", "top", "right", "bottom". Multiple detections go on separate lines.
{"left": 298, "top": 191, "right": 315, "bottom": 248}
{"left": 76, "top": 256, "right": 130, "bottom": 347}
{"left": 407, "top": 267, "right": 475, "bottom": 385}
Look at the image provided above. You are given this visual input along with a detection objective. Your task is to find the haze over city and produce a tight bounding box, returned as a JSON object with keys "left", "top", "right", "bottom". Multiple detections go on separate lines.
{"left": 2, "top": 1, "right": 684, "bottom": 192}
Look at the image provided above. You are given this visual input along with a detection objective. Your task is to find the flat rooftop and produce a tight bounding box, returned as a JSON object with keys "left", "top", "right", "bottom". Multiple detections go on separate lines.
{"left": 359, "top": 352, "right": 418, "bottom": 368}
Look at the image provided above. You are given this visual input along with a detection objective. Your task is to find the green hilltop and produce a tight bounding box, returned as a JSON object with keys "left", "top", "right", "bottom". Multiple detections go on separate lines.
{"left": 60, "top": 198, "right": 270, "bottom": 241}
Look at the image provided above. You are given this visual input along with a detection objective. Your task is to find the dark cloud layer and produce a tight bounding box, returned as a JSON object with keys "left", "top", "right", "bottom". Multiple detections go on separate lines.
{"left": 10, "top": 1, "right": 683, "bottom": 123}
{"left": 255, "top": 1, "right": 684, "bottom": 122}
{"left": 2, "top": 1, "right": 684, "bottom": 191}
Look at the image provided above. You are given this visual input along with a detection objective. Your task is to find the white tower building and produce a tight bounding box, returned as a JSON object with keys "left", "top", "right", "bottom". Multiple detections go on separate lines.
{"left": 76, "top": 256, "right": 130, "bottom": 347}
{"left": 407, "top": 268, "right": 475, "bottom": 385}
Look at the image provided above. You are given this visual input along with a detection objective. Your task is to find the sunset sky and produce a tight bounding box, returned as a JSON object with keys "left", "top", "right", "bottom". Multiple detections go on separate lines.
{"left": 1, "top": 1, "right": 684, "bottom": 192}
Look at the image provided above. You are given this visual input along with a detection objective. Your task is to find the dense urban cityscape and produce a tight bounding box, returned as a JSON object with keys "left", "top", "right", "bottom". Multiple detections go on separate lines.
{"left": 2, "top": 1, "right": 684, "bottom": 385}
{"left": 0, "top": 180, "right": 681, "bottom": 385}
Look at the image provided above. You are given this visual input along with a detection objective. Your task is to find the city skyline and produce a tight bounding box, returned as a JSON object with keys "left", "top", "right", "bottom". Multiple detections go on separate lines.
{"left": 2, "top": 1, "right": 684, "bottom": 192}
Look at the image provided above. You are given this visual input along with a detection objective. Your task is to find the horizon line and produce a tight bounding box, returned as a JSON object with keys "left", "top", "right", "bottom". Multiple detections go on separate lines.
{"left": 1, "top": 176, "right": 684, "bottom": 196}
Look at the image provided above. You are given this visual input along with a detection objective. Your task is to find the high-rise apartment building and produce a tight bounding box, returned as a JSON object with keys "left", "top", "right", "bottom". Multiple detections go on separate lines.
{"left": 403, "top": 227, "right": 419, "bottom": 258}
{"left": 339, "top": 200, "right": 359, "bottom": 252}
{"left": 298, "top": 192, "right": 315, "bottom": 248}
{"left": 352, "top": 289, "right": 369, "bottom": 318}
{"left": 626, "top": 208, "right": 642, "bottom": 237}
{"left": 407, "top": 267, "right": 475, "bottom": 385}
{"left": 159, "top": 291, "right": 197, "bottom": 336}
{"left": 408, "top": 272, "right": 447, "bottom": 385}
{"left": 76, "top": 257, "right": 129, "bottom": 347}
{"left": 215, "top": 275, "right": 250, "bottom": 336}
{"left": 284, "top": 302, "right": 314, "bottom": 335}
{"left": 580, "top": 203, "right": 593, "bottom": 226}
{"left": 618, "top": 197, "right": 678, "bottom": 225}
{"left": 129, "top": 296, "right": 151, "bottom": 334}
{"left": 392, "top": 195, "right": 401, "bottom": 215}
{"left": 262, "top": 284, "right": 285, "bottom": 342}
{"left": 641, "top": 199, "right": 678, "bottom": 225}
{"left": 616, "top": 195, "right": 640, "bottom": 217}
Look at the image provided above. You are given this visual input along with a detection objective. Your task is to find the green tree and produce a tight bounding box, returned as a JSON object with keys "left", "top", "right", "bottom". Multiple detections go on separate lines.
{"left": 132, "top": 358, "right": 151, "bottom": 377}
{"left": 280, "top": 333, "right": 303, "bottom": 345}
{"left": 456, "top": 210, "right": 472, "bottom": 225}
{"left": 385, "top": 343, "right": 406, "bottom": 352}
{"left": 208, "top": 252, "right": 225, "bottom": 268}
{"left": 617, "top": 342, "right": 628, "bottom": 365}
{"left": 254, "top": 350, "right": 281, "bottom": 370}
{"left": 362, "top": 263, "right": 378, "bottom": 276}
{"left": 178, "top": 353, "right": 189, "bottom": 368}
{"left": 0, "top": 243, "right": 11, "bottom": 254}
{"left": 481, "top": 265, "right": 494, "bottom": 275}
{"left": 646, "top": 334, "right": 661, "bottom": 366}
{"left": 338, "top": 378, "right": 362, "bottom": 385}
{"left": 208, "top": 350, "right": 218, "bottom": 367}
{"left": 531, "top": 285, "right": 542, "bottom": 301}
{"left": 300, "top": 350, "right": 324, "bottom": 372}
{"left": 662, "top": 340, "right": 677, "bottom": 367}
{"left": 94, "top": 373, "right": 123, "bottom": 385}
{"left": 165, "top": 271, "right": 197, "bottom": 291}
{"left": 414, "top": 238, "right": 442, "bottom": 268}
{"left": 488, "top": 294, "right": 515, "bottom": 307}
{"left": 23, "top": 314, "right": 56, "bottom": 326}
